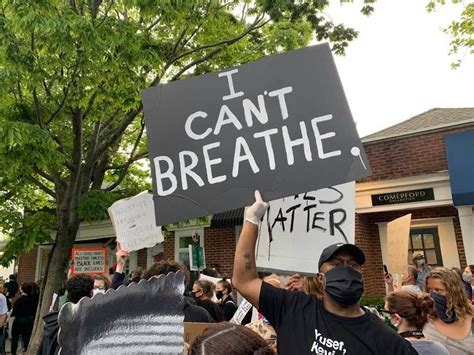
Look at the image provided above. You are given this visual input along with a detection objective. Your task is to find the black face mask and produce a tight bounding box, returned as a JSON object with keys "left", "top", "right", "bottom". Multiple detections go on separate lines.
{"left": 215, "top": 291, "right": 224, "bottom": 300}
{"left": 431, "top": 291, "right": 457, "bottom": 323}
{"left": 324, "top": 266, "right": 364, "bottom": 306}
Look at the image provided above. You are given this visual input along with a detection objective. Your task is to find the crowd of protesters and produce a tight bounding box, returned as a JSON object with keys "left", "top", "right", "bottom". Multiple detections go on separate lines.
{"left": 3, "top": 192, "right": 473, "bottom": 354}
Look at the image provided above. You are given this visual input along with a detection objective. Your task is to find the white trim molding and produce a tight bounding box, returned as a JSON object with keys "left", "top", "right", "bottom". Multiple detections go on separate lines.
{"left": 457, "top": 206, "right": 474, "bottom": 264}
{"left": 356, "top": 172, "right": 453, "bottom": 214}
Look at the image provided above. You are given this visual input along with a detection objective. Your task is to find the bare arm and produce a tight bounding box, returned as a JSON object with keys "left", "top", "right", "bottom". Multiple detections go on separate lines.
{"left": 0, "top": 314, "right": 6, "bottom": 328}
{"left": 233, "top": 221, "right": 262, "bottom": 308}
{"left": 232, "top": 191, "right": 268, "bottom": 309}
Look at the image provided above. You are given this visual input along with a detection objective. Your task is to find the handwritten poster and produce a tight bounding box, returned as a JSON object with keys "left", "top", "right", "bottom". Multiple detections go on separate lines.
{"left": 143, "top": 43, "right": 370, "bottom": 225}
{"left": 71, "top": 248, "right": 107, "bottom": 275}
{"left": 256, "top": 182, "right": 355, "bottom": 274}
{"left": 386, "top": 214, "right": 412, "bottom": 277}
{"left": 108, "top": 191, "right": 164, "bottom": 252}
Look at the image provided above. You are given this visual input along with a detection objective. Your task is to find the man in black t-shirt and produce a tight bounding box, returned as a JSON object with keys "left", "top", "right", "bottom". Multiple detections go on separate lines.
{"left": 233, "top": 191, "right": 418, "bottom": 355}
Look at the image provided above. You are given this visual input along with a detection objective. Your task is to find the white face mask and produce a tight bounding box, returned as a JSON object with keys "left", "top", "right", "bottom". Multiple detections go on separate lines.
{"left": 93, "top": 288, "right": 105, "bottom": 296}
{"left": 415, "top": 259, "right": 425, "bottom": 266}
{"left": 462, "top": 272, "right": 472, "bottom": 283}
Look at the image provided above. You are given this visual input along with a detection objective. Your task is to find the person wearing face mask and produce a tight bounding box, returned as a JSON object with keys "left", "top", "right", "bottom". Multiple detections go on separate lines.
{"left": 451, "top": 267, "right": 473, "bottom": 302}
{"left": 215, "top": 279, "right": 237, "bottom": 321}
{"left": 384, "top": 290, "right": 448, "bottom": 354}
{"left": 232, "top": 191, "right": 418, "bottom": 355}
{"left": 92, "top": 274, "right": 110, "bottom": 296}
{"left": 191, "top": 280, "right": 225, "bottom": 322}
{"left": 464, "top": 265, "right": 474, "bottom": 304}
{"left": 423, "top": 267, "right": 474, "bottom": 354}
{"left": 412, "top": 253, "right": 431, "bottom": 291}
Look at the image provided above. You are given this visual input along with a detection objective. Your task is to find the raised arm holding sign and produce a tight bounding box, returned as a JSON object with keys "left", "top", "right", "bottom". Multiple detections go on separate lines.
{"left": 233, "top": 192, "right": 418, "bottom": 355}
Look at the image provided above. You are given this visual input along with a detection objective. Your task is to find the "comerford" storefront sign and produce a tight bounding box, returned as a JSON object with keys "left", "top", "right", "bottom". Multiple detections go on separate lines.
{"left": 371, "top": 188, "right": 434, "bottom": 206}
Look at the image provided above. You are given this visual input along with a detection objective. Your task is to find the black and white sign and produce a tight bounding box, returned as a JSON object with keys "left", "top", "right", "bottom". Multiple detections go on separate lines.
{"left": 256, "top": 182, "right": 355, "bottom": 274}
{"left": 371, "top": 188, "right": 434, "bottom": 206}
{"left": 143, "top": 43, "right": 370, "bottom": 225}
{"left": 58, "top": 272, "right": 185, "bottom": 354}
{"left": 108, "top": 191, "right": 164, "bottom": 252}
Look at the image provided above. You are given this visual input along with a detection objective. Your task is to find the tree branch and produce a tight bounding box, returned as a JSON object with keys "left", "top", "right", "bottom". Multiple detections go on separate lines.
{"left": 169, "top": 15, "right": 265, "bottom": 66}
{"left": 82, "top": 84, "right": 103, "bottom": 120}
{"left": 25, "top": 176, "right": 56, "bottom": 199}
{"left": 94, "top": 106, "right": 142, "bottom": 162}
{"left": 103, "top": 151, "right": 148, "bottom": 192}
{"left": 33, "top": 88, "right": 44, "bottom": 129}
{"left": 33, "top": 168, "right": 55, "bottom": 184}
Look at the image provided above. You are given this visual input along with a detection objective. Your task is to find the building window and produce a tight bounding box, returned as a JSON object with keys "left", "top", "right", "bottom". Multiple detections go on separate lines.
{"left": 409, "top": 228, "right": 443, "bottom": 266}
{"left": 175, "top": 228, "right": 204, "bottom": 269}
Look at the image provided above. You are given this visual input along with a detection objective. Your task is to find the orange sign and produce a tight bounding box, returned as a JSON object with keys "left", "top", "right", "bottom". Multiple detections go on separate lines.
{"left": 71, "top": 247, "right": 108, "bottom": 275}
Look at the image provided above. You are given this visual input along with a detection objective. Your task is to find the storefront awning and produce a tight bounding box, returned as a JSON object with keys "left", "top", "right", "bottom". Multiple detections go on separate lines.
{"left": 210, "top": 208, "right": 244, "bottom": 228}
{"left": 445, "top": 130, "right": 474, "bottom": 206}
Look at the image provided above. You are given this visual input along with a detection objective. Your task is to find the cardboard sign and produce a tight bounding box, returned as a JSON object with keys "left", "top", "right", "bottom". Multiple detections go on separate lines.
{"left": 58, "top": 272, "right": 185, "bottom": 354}
{"left": 386, "top": 214, "right": 412, "bottom": 277}
{"left": 256, "top": 182, "right": 355, "bottom": 274}
{"left": 183, "top": 322, "right": 219, "bottom": 348}
{"left": 108, "top": 191, "right": 164, "bottom": 252}
{"left": 71, "top": 248, "right": 107, "bottom": 275}
{"left": 230, "top": 298, "right": 253, "bottom": 325}
{"left": 143, "top": 43, "right": 370, "bottom": 225}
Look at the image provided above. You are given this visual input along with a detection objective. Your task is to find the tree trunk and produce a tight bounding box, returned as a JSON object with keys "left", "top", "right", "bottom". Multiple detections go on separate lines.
{"left": 27, "top": 214, "right": 80, "bottom": 355}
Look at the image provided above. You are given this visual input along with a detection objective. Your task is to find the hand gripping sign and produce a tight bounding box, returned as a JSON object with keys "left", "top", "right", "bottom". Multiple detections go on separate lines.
{"left": 143, "top": 43, "right": 371, "bottom": 225}
{"left": 58, "top": 272, "right": 185, "bottom": 354}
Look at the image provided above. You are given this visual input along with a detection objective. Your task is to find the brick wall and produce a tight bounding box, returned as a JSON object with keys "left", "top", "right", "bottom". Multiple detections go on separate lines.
{"left": 163, "top": 231, "right": 175, "bottom": 260}
{"left": 17, "top": 246, "right": 38, "bottom": 286}
{"left": 362, "top": 125, "right": 474, "bottom": 182}
{"left": 137, "top": 248, "right": 148, "bottom": 269}
{"left": 203, "top": 227, "right": 236, "bottom": 278}
{"left": 355, "top": 214, "right": 385, "bottom": 295}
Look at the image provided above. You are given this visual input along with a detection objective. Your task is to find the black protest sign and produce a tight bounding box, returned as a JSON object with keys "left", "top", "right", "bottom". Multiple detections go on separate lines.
{"left": 143, "top": 43, "right": 371, "bottom": 225}
{"left": 58, "top": 272, "right": 185, "bottom": 354}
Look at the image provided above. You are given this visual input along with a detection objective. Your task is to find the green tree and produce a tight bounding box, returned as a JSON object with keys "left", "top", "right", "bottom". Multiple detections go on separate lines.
{"left": 427, "top": 0, "right": 474, "bottom": 67}
{"left": 0, "top": 1, "right": 373, "bottom": 352}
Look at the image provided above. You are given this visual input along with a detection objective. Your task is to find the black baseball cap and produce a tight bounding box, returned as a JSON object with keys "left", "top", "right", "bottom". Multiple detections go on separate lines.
{"left": 318, "top": 243, "right": 365, "bottom": 271}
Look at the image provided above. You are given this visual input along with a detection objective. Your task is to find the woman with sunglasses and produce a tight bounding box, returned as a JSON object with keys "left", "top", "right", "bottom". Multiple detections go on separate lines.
{"left": 385, "top": 290, "right": 448, "bottom": 354}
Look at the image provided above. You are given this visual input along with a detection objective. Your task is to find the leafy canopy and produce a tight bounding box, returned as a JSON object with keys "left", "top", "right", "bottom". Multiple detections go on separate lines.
{"left": 0, "top": 0, "right": 373, "bottom": 266}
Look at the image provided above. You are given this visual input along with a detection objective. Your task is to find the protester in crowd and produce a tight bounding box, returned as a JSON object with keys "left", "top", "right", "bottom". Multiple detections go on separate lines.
{"left": 192, "top": 280, "right": 225, "bottom": 322}
{"left": 423, "top": 267, "right": 474, "bottom": 353}
{"left": 451, "top": 267, "right": 473, "bottom": 302}
{"left": 93, "top": 274, "right": 111, "bottom": 296}
{"left": 128, "top": 267, "right": 143, "bottom": 284}
{"left": 384, "top": 290, "right": 449, "bottom": 354}
{"left": 464, "top": 265, "right": 474, "bottom": 304}
{"left": 192, "top": 280, "right": 214, "bottom": 301}
{"left": 111, "top": 245, "right": 214, "bottom": 323}
{"left": 412, "top": 253, "right": 430, "bottom": 290}
{"left": 189, "top": 323, "right": 273, "bottom": 355}
{"left": 0, "top": 284, "right": 8, "bottom": 354}
{"left": 10, "top": 282, "right": 39, "bottom": 354}
{"left": 4, "top": 274, "right": 18, "bottom": 301}
{"left": 384, "top": 265, "right": 422, "bottom": 294}
{"left": 233, "top": 191, "right": 418, "bottom": 355}
{"left": 215, "top": 279, "right": 238, "bottom": 321}
{"left": 201, "top": 267, "right": 221, "bottom": 278}
{"left": 37, "top": 274, "right": 94, "bottom": 355}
